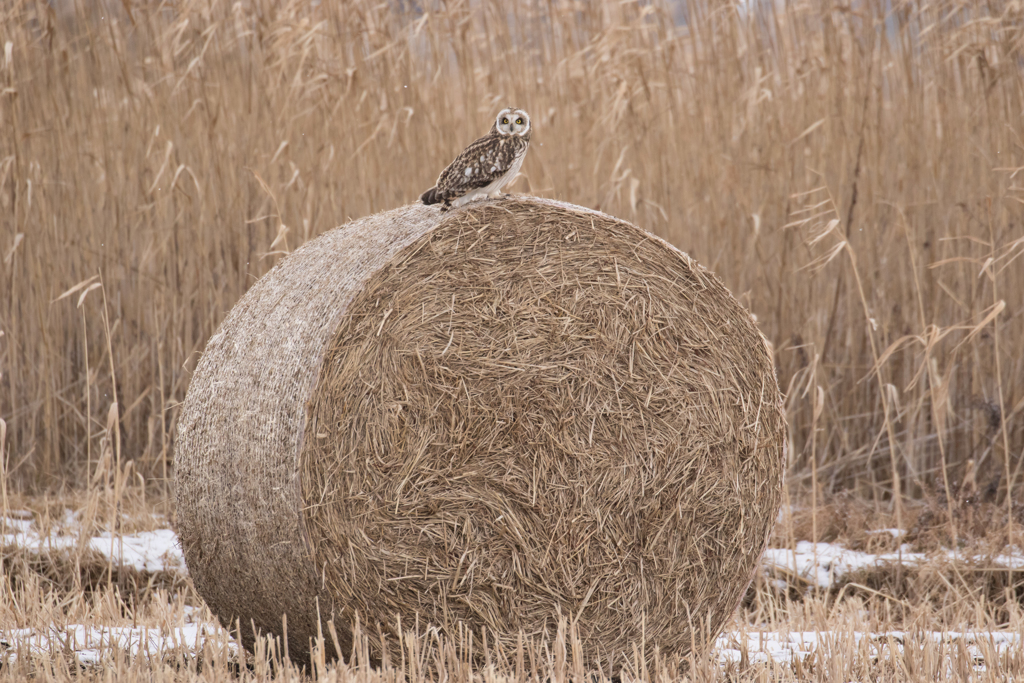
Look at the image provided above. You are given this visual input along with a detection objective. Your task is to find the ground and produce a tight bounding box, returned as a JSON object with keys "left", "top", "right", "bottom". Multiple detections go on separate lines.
{"left": 2, "top": 492, "right": 1022, "bottom": 682}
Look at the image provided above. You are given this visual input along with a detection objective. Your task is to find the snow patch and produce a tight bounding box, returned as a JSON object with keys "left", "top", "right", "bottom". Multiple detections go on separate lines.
{"left": 89, "top": 529, "right": 184, "bottom": 573}
{"left": 2, "top": 514, "right": 185, "bottom": 575}
{"left": 715, "top": 629, "right": 1022, "bottom": 669}
{"left": 761, "top": 541, "right": 1024, "bottom": 589}
{"left": 0, "top": 622, "right": 234, "bottom": 666}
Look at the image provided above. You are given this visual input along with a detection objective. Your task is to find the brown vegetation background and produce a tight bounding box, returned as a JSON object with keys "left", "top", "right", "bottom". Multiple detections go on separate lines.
{"left": 1, "top": 0, "right": 1022, "bottom": 517}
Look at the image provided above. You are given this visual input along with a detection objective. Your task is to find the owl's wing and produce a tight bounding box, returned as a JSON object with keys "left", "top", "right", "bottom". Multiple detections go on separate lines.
{"left": 437, "top": 135, "right": 522, "bottom": 193}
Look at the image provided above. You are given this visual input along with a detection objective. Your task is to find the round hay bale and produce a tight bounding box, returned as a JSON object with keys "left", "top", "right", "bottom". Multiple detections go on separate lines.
{"left": 175, "top": 196, "right": 785, "bottom": 672}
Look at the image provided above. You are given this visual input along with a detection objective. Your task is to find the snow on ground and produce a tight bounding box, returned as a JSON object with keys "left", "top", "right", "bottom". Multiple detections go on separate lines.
{"left": 4, "top": 513, "right": 1024, "bottom": 669}
{"left": 1, "top": 511, "right": 185, "bottom": 574}
{"left": 761, "top": 540, "right": 1024, "bottom": 589}
{"left": 0, "top": 622, "right": 235, "bottom": 666}
{"left": 87, "top": 529, "right": 184, "bottom": 573}
{"left": 714, "top": 629, "right": 1022, "bottom": 668}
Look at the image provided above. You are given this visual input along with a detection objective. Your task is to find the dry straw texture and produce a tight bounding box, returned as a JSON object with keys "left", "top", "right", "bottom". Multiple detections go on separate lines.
{"left": 175, "top": 202, "right": 434, "bottom": 662}
{"left": 175, "top": 197, "right": 786, "bottom": 670}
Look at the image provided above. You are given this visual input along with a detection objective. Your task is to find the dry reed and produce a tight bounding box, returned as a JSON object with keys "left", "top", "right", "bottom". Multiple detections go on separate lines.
{"left": 1, "top": 0, "right": 1021, "bottom": 521}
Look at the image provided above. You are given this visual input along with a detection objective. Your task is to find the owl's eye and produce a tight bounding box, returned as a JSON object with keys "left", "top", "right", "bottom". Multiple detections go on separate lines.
{"left": 502, "top": 117, "right": 509, "bottom": 124}
{"left": 516, "top": 118, "right": 523, "bottom": 125}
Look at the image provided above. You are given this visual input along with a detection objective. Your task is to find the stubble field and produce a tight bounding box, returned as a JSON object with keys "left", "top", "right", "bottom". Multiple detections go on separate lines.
{"left": 1, "top": 0, "right": 1023, "bottom": 680}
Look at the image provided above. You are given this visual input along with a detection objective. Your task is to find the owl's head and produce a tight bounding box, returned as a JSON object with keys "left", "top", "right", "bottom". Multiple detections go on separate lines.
{"left": 494, "top": 107, "right": 531, "bottom": 137}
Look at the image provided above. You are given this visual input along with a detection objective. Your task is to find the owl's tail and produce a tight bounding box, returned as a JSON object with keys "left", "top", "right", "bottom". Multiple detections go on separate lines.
{"left": 420, "top": 187, "right": 441, "bottom": 205}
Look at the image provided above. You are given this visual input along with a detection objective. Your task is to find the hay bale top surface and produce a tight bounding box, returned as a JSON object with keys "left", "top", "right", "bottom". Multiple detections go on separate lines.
{"left": 298, "top": 197, "right": 785, "bottom": 666}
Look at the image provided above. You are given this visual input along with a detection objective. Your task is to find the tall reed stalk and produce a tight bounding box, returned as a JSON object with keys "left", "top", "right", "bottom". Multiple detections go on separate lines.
{"left": 0, "top": 0, "right": 1021, "bottom": 520}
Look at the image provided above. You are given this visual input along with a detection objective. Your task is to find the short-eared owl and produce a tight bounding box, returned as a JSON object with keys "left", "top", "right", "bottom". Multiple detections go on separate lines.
{"left": 421, "top": 107, "right": 532, "bottom": 210}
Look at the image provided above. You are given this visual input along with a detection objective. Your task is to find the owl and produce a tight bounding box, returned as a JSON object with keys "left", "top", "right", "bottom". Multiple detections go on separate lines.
{"left": 421, "top": 107, "right": 532, "bottom": 210}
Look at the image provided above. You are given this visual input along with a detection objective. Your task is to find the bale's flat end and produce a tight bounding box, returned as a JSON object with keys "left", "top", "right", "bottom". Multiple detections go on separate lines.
{"left": 175, "top": 196, "right": 786, "bottom": 671}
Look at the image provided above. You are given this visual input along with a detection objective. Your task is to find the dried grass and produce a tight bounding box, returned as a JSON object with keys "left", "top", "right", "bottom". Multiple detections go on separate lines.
{"left": 0, "top": 0, "right": 1021, "bottom": 517}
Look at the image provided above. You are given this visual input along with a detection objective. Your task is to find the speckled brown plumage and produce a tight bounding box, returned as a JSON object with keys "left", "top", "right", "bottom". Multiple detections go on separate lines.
{"left": 422, "top": 107, "right": 532, "bottom": 210}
